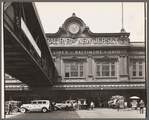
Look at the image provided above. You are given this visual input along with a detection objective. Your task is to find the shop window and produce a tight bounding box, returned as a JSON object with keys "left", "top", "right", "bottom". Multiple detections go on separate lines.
{"left": 97, "top": 61, "right": 116, "bottom": 77}
{"left": 65, "top": 60, "right": 84, "bottom": 77}
{"left": 132, "top": 60, "right": 144, "bottom": 77}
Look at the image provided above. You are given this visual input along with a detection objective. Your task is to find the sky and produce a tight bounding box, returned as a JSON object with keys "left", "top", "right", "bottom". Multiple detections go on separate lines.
{"left": 35, "top": 2, "right": 145, "bottom": 42}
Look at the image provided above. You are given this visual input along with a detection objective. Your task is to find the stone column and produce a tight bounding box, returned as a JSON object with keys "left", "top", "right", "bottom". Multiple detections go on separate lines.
{"left": 56, "top": 55, "right": 61, "bottom": 76}
{"left": 88, "top": 55, "right": 93, "bottom": 77}
{"left": 119, "top": 55, "right": 124, "bottom": 75}
{"left": 123, "top": 55, "right": 128, "bottom": 75}
{"left": 119, "top": 55, "right": 128, "bottom": 81}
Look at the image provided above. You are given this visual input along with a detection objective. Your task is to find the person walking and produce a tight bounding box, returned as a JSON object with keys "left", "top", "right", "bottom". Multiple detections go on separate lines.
{"left": 124, "top": 102, "right": 127, "bottom": 109}
{"left": 139, "top": 100, "right": 145, "bottom": 114}
{"left": 90, "top": 101, "right": 94, "bottom": 110}
{"left": 116, "top": 100, "right": 120, "bottom": 111}
{"left": 70, "top": 101, "right": 73, "bottom": 111}
{"left": 78, "top": 100, "right": 81, "bottom": 110}
{"left": 7, "top": 102, "right": 12, "bottom": 115}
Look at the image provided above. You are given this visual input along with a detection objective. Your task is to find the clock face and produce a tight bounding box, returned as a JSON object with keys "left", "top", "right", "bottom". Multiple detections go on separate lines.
{"left": 69, "top": 24, "right": 80, "bottom": 34}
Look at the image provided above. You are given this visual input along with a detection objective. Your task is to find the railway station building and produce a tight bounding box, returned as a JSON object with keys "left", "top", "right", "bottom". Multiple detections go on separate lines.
{"left": 45, "top": 13, "right": 146, "bottom": 107}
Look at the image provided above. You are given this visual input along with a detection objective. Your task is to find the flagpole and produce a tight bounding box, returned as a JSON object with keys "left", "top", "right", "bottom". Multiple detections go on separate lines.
{"left": 122, "top": 2, "right": 123, "bottom": 29}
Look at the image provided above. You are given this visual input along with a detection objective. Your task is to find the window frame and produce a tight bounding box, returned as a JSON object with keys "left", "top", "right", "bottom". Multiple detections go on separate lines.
{"left": 132, "top": 59, "right": 144, "bottom": 77}
{"left": 96, "top": 60, "right": 116, "bottom": 77}
{"left": 64, "top": 60, "right": 85, "bottom": 78}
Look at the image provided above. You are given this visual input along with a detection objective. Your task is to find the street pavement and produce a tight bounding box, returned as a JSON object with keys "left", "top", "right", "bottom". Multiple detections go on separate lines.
{"left": 5, "top": 108, "right": 146, "bottom": 119}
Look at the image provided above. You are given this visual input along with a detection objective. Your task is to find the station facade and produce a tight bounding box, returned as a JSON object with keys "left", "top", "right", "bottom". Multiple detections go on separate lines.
{"left": 45, "top": 13, "right": 146, "bottom": 107}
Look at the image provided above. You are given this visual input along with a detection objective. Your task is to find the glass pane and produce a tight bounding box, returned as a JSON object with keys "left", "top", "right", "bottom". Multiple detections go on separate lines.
{"left": 133, "top": 72, "right": 136, "bottom": 76}
{"left": 38, "top": 101, "right": 42, "bottom": 104}
{"left": 97, "top": 61, "right": 100, "bottom": 64}
{"left": 71, "top": 65, "right": 78, "bottom": 72}
{"left": 80, "top": 72, "right": 83, "bottom": 77}
{"left": 139, "top": 71, "right": 142, "bottom": 76}
{"left": 71, "top": 72, "right": 78, "bottom": 77}
{"left": 97, "top": 72, "right": 100, "bottom": 76}
{"left": 102, "top": 65, "right": 109, "bottom": 70}
{"left": 139, "top": 61, "right": 142, "bottom": 64}
{"left": 111, "top": 71, "right": 115, "bottom": 76}
{"left": 102, "top": 71, "right": 109, "bottom": 76}
{"left": 80, "top": 66, "right": 83, "bottom": 71}
{"left": 43, "top": 101, "right": 46, "bottom": 104}
{"left": 133, "top": 65, "right": 136, "bottom": 70}
{"left": 139, "top": 65, "right": 142, "bottom": 70}
{"left": 111, "top": 65, "right": 115, "bottom": 70}
{"left": 65, "top": 66, "right": 69, "bottom": 72}
{"left": 97, "top": 65, "right": 100, "bottom": 71}
{"left": 65, "top": 73, "right": 69, "bottom": 77}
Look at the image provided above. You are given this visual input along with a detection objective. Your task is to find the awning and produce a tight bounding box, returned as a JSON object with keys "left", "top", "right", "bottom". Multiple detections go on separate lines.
{"left": 50, "top": 84, "right": 145, "bottom": 90}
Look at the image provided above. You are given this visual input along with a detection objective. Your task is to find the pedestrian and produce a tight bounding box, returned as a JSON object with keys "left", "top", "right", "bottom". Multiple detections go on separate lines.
{"left": 70, "top": 101, "right": 73, "bottom": 111}
{"left": 78, "top": 100, "right": 81, "bottom": 110}
{"left": 124, "top": 102, "right": 127, "bottom": 109}
{"left": 90, "top": 101, "right": 94, "bottom": 110}
{"left": 7, "top": 102, "right": 12, "bottom": 115}
{"left": 116, "top": 100, "right": 120, "bottom": 111}
{"left": 139, "top": 100, "right": 145, "bottom": 114}
{"left": 108, "top": 101, "right": 112, "bottom": 108}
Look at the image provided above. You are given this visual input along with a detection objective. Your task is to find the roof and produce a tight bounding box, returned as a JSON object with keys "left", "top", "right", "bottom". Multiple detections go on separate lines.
{"left": 130, "top": 42, "right": 145, "bottom": 47}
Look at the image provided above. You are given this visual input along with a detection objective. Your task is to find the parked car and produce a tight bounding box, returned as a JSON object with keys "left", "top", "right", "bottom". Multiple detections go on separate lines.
{"left": 20, "top": 100, "right": 52, "bottom": 113}
{"left": 5, "top": 100, "right": 22, "bottom": 114}
{"left": 54, "top": 100, "right": 77, "bottom": 110}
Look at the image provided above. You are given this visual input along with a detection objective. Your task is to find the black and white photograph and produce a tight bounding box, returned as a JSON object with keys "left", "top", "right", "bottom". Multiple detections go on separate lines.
{"left": 2, "top": 2, "right": 147, "bottom": 119}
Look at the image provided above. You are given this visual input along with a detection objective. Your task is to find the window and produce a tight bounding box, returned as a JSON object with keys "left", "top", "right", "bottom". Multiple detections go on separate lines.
{"left": 139, "top": 61, "right": 142, "bottom": 76}
{"left": 132, "top": 60, "right": 144, "bottom": 77}
{"left": 38, "top": 101, "right": 42, "bottom": 104}
{"left": 43, "top": 101, "right": 46, "bottom": 104}
{"left": 65, "top": 61, "right": 84, "bottom": 77}
{"left": 97, "top": 61, "right": 116, "bottom": 77}
{"left": 32, "top": 102, "right": 37, "bottom": 104}
{"left": 132, "top": 61, "right": 136, "bottom": 76}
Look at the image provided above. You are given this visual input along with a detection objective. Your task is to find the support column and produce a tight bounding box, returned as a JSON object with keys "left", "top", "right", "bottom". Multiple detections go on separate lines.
{"left": 88, "top": 55, "right": 93, "bottom": 77}
{"left": 56, "top": 55, "right": 61, "bottom": 76}
{"left": 119, "top": 55, "right": 128, "bottom": 81}
{"left": 123, "top": 55, "right": 128, "bottom": 75}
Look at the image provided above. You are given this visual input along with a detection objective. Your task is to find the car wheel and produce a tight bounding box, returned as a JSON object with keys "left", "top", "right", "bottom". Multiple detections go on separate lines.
{"left": 20, "top": 108, "right": 26, "bottom": 113}
{"left": 54, "top": 107, "right": 57, "bottom": 110}
{"left": 42, "top": 108, "right": 47, "bottom": 113}
{"left": 66, "top": 106, "right": 69, "bottom": 111}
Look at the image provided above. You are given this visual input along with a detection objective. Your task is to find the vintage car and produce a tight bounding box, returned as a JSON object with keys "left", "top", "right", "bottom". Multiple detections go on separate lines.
{"left": 5, "top": 100, "right": 21, "bottom": 114}
{"left": 54, "top": 100, "right": 77, "bottom": 110}
{"left": 20, "top": 100, "right": 52, "bottom": 113}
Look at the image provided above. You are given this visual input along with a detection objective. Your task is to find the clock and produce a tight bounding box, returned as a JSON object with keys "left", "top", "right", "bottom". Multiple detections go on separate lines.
{"left": 69, "top": 24, "right": 80, "bottom": 34}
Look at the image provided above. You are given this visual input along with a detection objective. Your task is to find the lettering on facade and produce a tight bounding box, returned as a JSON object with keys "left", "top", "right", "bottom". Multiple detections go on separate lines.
{"left": 52, "top": 50, "right": 120, "bottom": 55}
{"left": 47, "top": 37, "right": 122, "bottom": 45}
